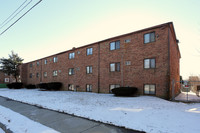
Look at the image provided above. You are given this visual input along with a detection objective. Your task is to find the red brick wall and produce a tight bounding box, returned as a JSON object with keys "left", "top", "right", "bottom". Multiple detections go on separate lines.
{"left": 0, "top": 71, "right": 16, "bottom": 84}
{"left": 21, "top": 22, "right": 180, "bottom": 99}
{"left": 20, "top": 64, "right": 28, "bottom": 85}
{"left": 0, "top": 71, "right": 5, "bottom": 83}
{"left": 99, "top": 25, "right": 169, "bottom": 99}
{"left": 168, "top": 24, "right": 181, "bottom": 98}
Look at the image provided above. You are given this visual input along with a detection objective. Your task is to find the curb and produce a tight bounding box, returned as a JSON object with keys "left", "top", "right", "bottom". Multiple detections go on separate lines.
{"left": 0, "top": 122, "right": 13, "bottom": 133}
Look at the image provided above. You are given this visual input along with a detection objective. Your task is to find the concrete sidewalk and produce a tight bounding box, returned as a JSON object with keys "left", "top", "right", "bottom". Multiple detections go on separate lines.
{"left": 0, "top": 96, "right": 143, "bottom": 133}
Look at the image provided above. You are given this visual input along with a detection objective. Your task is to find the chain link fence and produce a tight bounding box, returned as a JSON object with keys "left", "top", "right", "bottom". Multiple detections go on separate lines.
{"left": 174, "top": 80, "right": 200, "bottom": 102}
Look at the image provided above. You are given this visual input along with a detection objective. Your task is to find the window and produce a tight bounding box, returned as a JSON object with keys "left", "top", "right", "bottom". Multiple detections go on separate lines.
{"left": 125, "top": 61, "right": 131, "bottom": 66}
{"left": 68, "top": 84, "right": 75, "bottom": 91}
{"left": 69, "top": 52, "right": 75, "bottom": 59}
{"left": 44, "top": 59, "right": 47, "bottom": 64}
{"left": 144, "top": 32, "right": 155, "bottom": 44}
{"left": 86, "top": 84, "right": 92, "bottom": 92}
{"left": 30, "top": 63, "right": 32, "bottom": 68}
{"left": 110, "top": 40, "right": 120, "bottom": 50}
{"left": 53, "top": 70, "right": 58, "bottom": 76}
{"left": 144, "top": 84, "right": 156, "bottom": 95}
{"left": 36, "top": 73, "right": 39, "bottom": 78}
{"left": 87, "top": 48, "right": 93, "bottom": 55}
{"left": 37, "top": 61, "right": 39, "bottom": 66}
{"left": 86, "top": 66, "right": 92, "bottom": 74}
{"left": 110, "top": 62, "right": 120, "bottom": 72}
{"left": 4, "top": 78, "right": 9, "bottom": 83}
{"left": 110, "top": 84, "right": 120, "bottom": 93}
{"left": 53, "top": 57, "right": 58, "bottom": 63}
{"left": 125, "top": 39, "right": 131, "bottom": 43}
{"left": 29, "top": 73, "right": 32, "bottom": 78}
{"left": 44, "top": 72, "right": 47, "bottom": 77}
{"left": 69, "top": 68, "right": 74, "bottom": 75}
{"left": 144, "top": 58, "right": 155, "bottom": 69}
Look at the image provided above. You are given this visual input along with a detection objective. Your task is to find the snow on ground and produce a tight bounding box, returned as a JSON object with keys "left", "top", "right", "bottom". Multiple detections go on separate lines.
{"left": 0, "top": 88, "right": 200, "bottom": 133}
{"left": 0, "top": 128, "right": 4, "bottom": 133}
{"left": 0, "top": 105, "right": 58, "bottom": 133}
{"left": 175, "top": 91, "right": 200, "bottom": 102}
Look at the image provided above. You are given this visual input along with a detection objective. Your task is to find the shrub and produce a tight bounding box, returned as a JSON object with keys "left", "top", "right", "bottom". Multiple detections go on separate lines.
{"left": 12, "top": 83, "right": 23, "bottom": 89}
{"left": 111, "top": 87, "right": 138, "bottom": 96}
{"left": 7, "top": 83, "right": 23, "bottom": 89}
{"left": 25, "top": 84, "right": 36, "bottom": 89}
{"left": 37, "top": 83, "right": 48, "bottom": 89}
{"left": 7, "top": 83, "right": 13, "bottom": 89}
{"left": 47, "top": 82, "right": 62, "bottom": 90}
{"left": 37, "top": 82, "right": 62, "bottom": 91}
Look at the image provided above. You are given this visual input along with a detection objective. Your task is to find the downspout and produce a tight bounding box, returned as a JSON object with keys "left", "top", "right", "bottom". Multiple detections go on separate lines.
{"left": 40, "top": 60, "right": 42, "bottom": 83}
{"left": 98, "top": 43, "right": 100, "bottom": 93}
{"left": 121, "top": 47, "right": 124, "bottom": 86}
{"left": 167, "top": 26, "right": 171, "bottom": 99}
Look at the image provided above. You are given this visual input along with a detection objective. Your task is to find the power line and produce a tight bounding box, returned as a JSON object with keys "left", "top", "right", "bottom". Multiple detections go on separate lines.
{"left": 0, "top": 0, "right": 42, "bottom": 36}
{"left": 0, "top": 0, "right": 28, "bottom": 27}
{"left": 0, "top": 0, "right": 32, "bottom": 30}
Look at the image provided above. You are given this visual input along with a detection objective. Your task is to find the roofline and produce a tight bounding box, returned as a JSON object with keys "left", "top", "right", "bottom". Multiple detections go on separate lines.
{"left": 24, "top": 22, "right": 173, "bottom": 64}
{"left": 168, "top": 22, "right": 181, "bottom": 58}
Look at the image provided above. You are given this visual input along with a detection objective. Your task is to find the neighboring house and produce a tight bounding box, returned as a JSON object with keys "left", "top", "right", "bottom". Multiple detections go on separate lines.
{"left": 20, "top": 22, "right": 181, "bottom": 99}
{"left": 188, "top": 76, "right": 200, "bottom": 93}
{"left": 0, "top": 70, "right": 15, "bottom": 84}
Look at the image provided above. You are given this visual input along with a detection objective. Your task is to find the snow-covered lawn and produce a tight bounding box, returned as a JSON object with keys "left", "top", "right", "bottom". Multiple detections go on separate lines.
{"left": 0, "top": 128, "right": 4, "bottom": 133}
{"left": 0, "top": 88, "right": 200, "bottom": 133}
{"left": 175, "top": 91, "right": 200, "bottom": 102}
{"left": 0, "top": 105, "right": 58, "bottom": 133}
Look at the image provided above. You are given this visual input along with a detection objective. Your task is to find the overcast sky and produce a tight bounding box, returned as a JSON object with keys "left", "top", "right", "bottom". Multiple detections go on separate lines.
{"left": 0, "top": 0, "right": 200, "bottom": 79}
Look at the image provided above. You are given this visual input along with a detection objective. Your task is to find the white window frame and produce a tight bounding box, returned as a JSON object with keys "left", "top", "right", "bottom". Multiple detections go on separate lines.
{"left": 110, "top": 62, "right": 120, "bottom": 72}
{"left": 53, "top": 70, "right": 58, "bottom": 76}
{"left": 53, "top": 57, "right": 58, "bottom": 63}
{"left": 125, "top": 61, "right": 131, "bottom": 66}
{"left": 110, "top": 84, "right": 120, "bottom": 93}
{"left": 36, "top": 73, "right": 39, "bottom": 78}
{"left": 69, "top": 52, "right": 75, "bottom": 59}
{"left": 44, "top": 59, "right": 47, "bottom": 64}
{"left": 4, "top": 78, "right": 9, "bottom": 83}
{"left": 68, "top": 84, "right": 75, "bottom": 91}
{"left": 87, "top": 48, "right": 93, "bottom": 55}
{"left": 144, "top": 58, "right": 155, "bottom": 69}
{"left": 44, "top": 72, "right": 47, "bottom": 77}
{"left": 110, "top": 40, "right": 120, "bottom": 50}
{"left": 69, "top": 68, "right": 74, "bottom": 75}
{"left": 144, "top": 84, "right": 156, "bottom": 95}
{"left": 29, "top": 73, "right": 32, "bottom": 78}
{"left": 144, "top": 32, "right": 155, "bottom": 44}
{"left": 86, "top": 66, "right": 92, "bottom": 74}
{"left": 125, "top": 39, "right": 131, "bottom": 43}
{"left": 86, "top": 84, "right": 92, "bottom": 92}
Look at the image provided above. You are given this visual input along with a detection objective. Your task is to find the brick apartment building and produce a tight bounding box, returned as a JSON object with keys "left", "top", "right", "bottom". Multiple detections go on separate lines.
{"left": 0, "top": 70, "right": 16, "bottom": 84}
{"left": 20, "top": 22, "right": 181, "bottom": 99}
